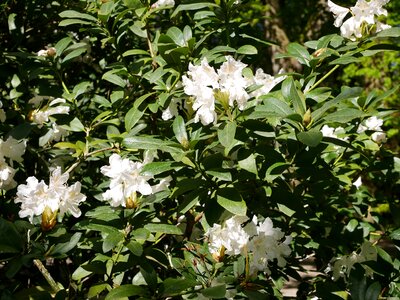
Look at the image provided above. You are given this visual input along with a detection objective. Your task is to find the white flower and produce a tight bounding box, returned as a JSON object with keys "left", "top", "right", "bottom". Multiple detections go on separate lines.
{"left": 37, "top": 49, "right": 48, "bottom": 57}
{"left": 371, "top": 131, "right": 387, "bottom": 143}
{"left": 0, "top": 158, "right": 16, "bottom": 190}
{"left": 31, "top": 97, "right": 70, "bottom": 127}
{"left": 218, "top": 56, "right": 250, "bottom": 110}
{"left": 329, "top": 241, "right": 377, "bottom": 281}
{"left": 0, "top": 137, "right": 26, "bottom": 163}
{"left": 365, "top": 116, "right": 383, "bottom": 131}
{"left": 48, "top": 123, "right": 69, "bottom": 143}
{"left": 152, "top": 0, "right": 175, "bottom": 8}
{"left": 328, "top": 0, "right": 391, "bottom": 40}
{"left": 206, "top": 215, "right": 291, "bottom": 275}
{"left": 328, "top": 0, "right": 350, "bottom": 27}
{"left": 162, "top": 99, "right": 181, "bottom": 120}
{"left": 14, "top": 167, "right": 86, "bottom": 222}
{"left": 101, "top": 153, "right": 169, "bottom": 207}
{"left": 357, "top": 116, "right": 387, "bottom": 143}
{"left": 59, "top": 182, "right": 86, "bottom": 218}
{"left": 249, "top": 69, "right": 285, "bottom": 99}
{"left": 353, "top": 176, "right": 362, "bottom": 188}
{"left": 248, "top": 218, "right": 291, "bottom": 274}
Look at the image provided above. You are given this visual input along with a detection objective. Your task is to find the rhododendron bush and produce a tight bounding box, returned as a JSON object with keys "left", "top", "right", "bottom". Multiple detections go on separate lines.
{"left": 1, "top": 0, "right": 400, "bottom": 298}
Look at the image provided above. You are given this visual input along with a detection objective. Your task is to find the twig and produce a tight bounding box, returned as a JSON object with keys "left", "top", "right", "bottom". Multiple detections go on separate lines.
{"left": 33, "top": 259, "right": 61, "bottom": 293}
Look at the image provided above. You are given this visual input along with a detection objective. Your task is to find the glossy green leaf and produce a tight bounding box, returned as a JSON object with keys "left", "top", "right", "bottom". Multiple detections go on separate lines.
{"left": 173, "top": 115, "right": 188, "bottom": 145}
{"left": 218, "top": 121, "right": 236, "bottom": 148}
{"left": 237, "top": 45, "right": 257, "bottom": 55}
{"left": 144, "top": 223, "right": 183, "bottom": 235}
{"left": 59, "top": 10, "right": 97, "bottom": 22}
{"left": 123, "top": 136, "right": 183, "bottom": 154}
{"left": 62, "top": 48, "right": 86, "bottom": 63}
{"left": 282, "top": 77, "right": 306, "bottom": 115}
{"left": 126, "top": 241, "right": 143, "bottom": 256}
{"left": 287, "top": 42, "right": 312, "bottom": 66}
{"left": 171, "top": 2, "right": 218, "bottom": 18}
{"left": 297, "top": 130, "right": 323, "bottom": 147}
{"left": 161, "top": 278, "right": 197, "bottom": 297}
{"left": 48, "top": 232, "right": 82, "bottom": 256}
{"left": 216, "top": 188, "right": 247, "bottom": 216}
{"left": 141, "top": 161, "right": 183, "bottom": 176}
{"left": 102, "top": 71, "right": 127, "bottom": 88}
{"left": 365, "top": 282, "right": 381, "bottom": 300}
{"left": 201, "top": 284, "right": 226, "bottom": 298}
{"left": 105, "top": 285, "right": 147, "bottom": 300}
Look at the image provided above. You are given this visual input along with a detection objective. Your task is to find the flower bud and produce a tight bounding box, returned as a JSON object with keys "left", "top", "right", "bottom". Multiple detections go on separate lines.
{"left": 212, "top": 245, "right": 225, "bottom": 262}
{"left": 303, "top": 108, "right": 312, "bottom": 127}
{"left": 126, "top": 191, "right": 139, "bottom": 209}
{"left": 41, "top": 206, "right": 57, "bottom": 231}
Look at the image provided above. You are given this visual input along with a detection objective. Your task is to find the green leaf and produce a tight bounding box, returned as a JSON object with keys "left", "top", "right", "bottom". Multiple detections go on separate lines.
{"left": 48, "top": 232, "right": 82, "bottom": 256}
{"left": 144, "top": 223, "right": 183, "bottom": 235}
{"left": 206, "top": 169, "right": 232, "bottom": 181}
{"left": 312, "top": 87, "right": 363, "bottom": 121}
{"left": 140, "top": 261, "right": 158, "bottom": 289}
{"left": 0, "top": 218, "right": 24, "bottom": 254}
{"left": 389, "top": 228, "right": 400, "bottom": 240}
{"left": 123, "top": 136, "right": 183, "bottom": 154}
{"left": 252, "top": 97, "right": 293, "bottom": 119}
{"left": 125, "top": 93, "right": 154, "bottom": 131}
{"left": 88, "top": 283, "right": 111, "bottom": 299}
{"left": 282, "top": 77, "right": 306, "bottom": 115}
{"left": 59, "top": 10, "right": 98, "bottom": 22}
{"left": 216, "top": 188, "right": 247, "bottom": 216}
{"left": 297, "top": 130, "right": 323, "bottom": 147}
{"left": 277, "top": 203, "right": 295, "bottom": 217}
{"left": 126, "top": 241, "right": 143, "bottom": 256}
{"left": 62, "top": 48, "right": 87, "bottom": 63}
{"left": 330, "top": 55, "right": 361, "bottom": 65}
{"left": 218, "top": 121, "right": 236, "bottom": 148}
{"left": 349, "top": 264, "right": 367, "bottom": 300}
{"left": 122, "top": 49, "right": 150, "bottom": 57}
{"left": 286, "top": 43, "right": 312, "bottom": 66}
{"left": 167, "top": 27, "right": 185, "bottom": 46}
{"left": 376, "top": 27, "right": 400, "bottom": 37}
{"left": 201, "top": 284, "right": 226, "bottom": 298}
{"left": 346, "top": 219, "right": 359, "bottom": 232}
{"left": 55, "top": 37, "right": 73, "bottom": 56}
{"left": 102, "top": 231, "right": 124, "bottom": 253}
{"left": 59, "top": 19, "right": 93, "bottom": 26}
{"left": 105, "top": 285, "right": 147, "bottom": 300}
{"left": 323, "top": 108, "right": 365, "bottom": 123}
{"left": 141, "top": 161, "right": 183, "bottom": 176}
{"left": 171, "top": 2, "right": 218, "bottom": 18}
{"left": 161, "top": 278, "right": 197, "bottom": 297}
{"left": 173, "top": 115, "right": 188, "bottom": 145}
{"left": 102, "top": 71, "right": 127, "bottom": 88}
{"left": 237, "top": 45, "right": 257, "bottom": 55}
{"left": 69, "top": 117, "right": 85, "bottom": 132}
{"left": 238, "top": 154, "right": 258, "bottom": 175}
{"left": 365, "top": 282, "right": 381, "bottom": 300}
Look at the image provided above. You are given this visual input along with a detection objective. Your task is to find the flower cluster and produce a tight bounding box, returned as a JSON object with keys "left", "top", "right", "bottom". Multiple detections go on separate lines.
{"left": 206, "top": 215, "right": 292, "bottom": 275}
{"left": 328, "top": 0, "right": 391, "bottom": 40}
{"left": 14, "top": 167, "right": 86, "bottom": 227}
{"left": 176, "top": 56, "right": 284, "bottom": 125}
{"left": 357, "top": 116, "right": 387, "bottom": 143}
{"left": 101, "top": 153, "right": 171, "bottom": 208}
{"left": 151, "top": 0, "right": 175, "bottom": 9}
{"left": 326, "top": 241, "right": 377, "bottom": 281}
{"left": 0, "top": 137, "right": 26, "bottom": 190}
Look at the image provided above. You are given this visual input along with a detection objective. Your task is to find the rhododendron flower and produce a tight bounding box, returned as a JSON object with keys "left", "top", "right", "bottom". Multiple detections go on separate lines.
{"left": 29, "top": 97, "right": 70, "bottom": 127}
{"left": 248, "top": 217, "right": 292, "bottom": 274}
{"left": 328, "top": 0, "right": 391, "bottom": 40}
{"left": 181, "top": 56, "right": 283, "bottom": 125}
{"left": 249, "top": 69, "right": 286, "bottom": 99}
{"left": 0, "top": 157, "right": 17, "bottom": 190}
{"left": 206, "top": 215, "right": 291, "bottom": 274}
{"left": 327, "top": 241, "right": 377, "bottom": 281}
{"left": 0, "top": 137, "right": 27, "bottom": 163}
{"left": 353, "top": 176, "right": 362, "bottom": 188}
{"left": 357, "top": 116, "right": 387, "bottom": 143}
{"left": 14, "top": 167, "right": 86, "bottom": 223}
{"left": 152, "top": 0, "right": 175, "bottom": 8}
{"left": 101, "top": 153, "right": 171, "bottom": 207}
